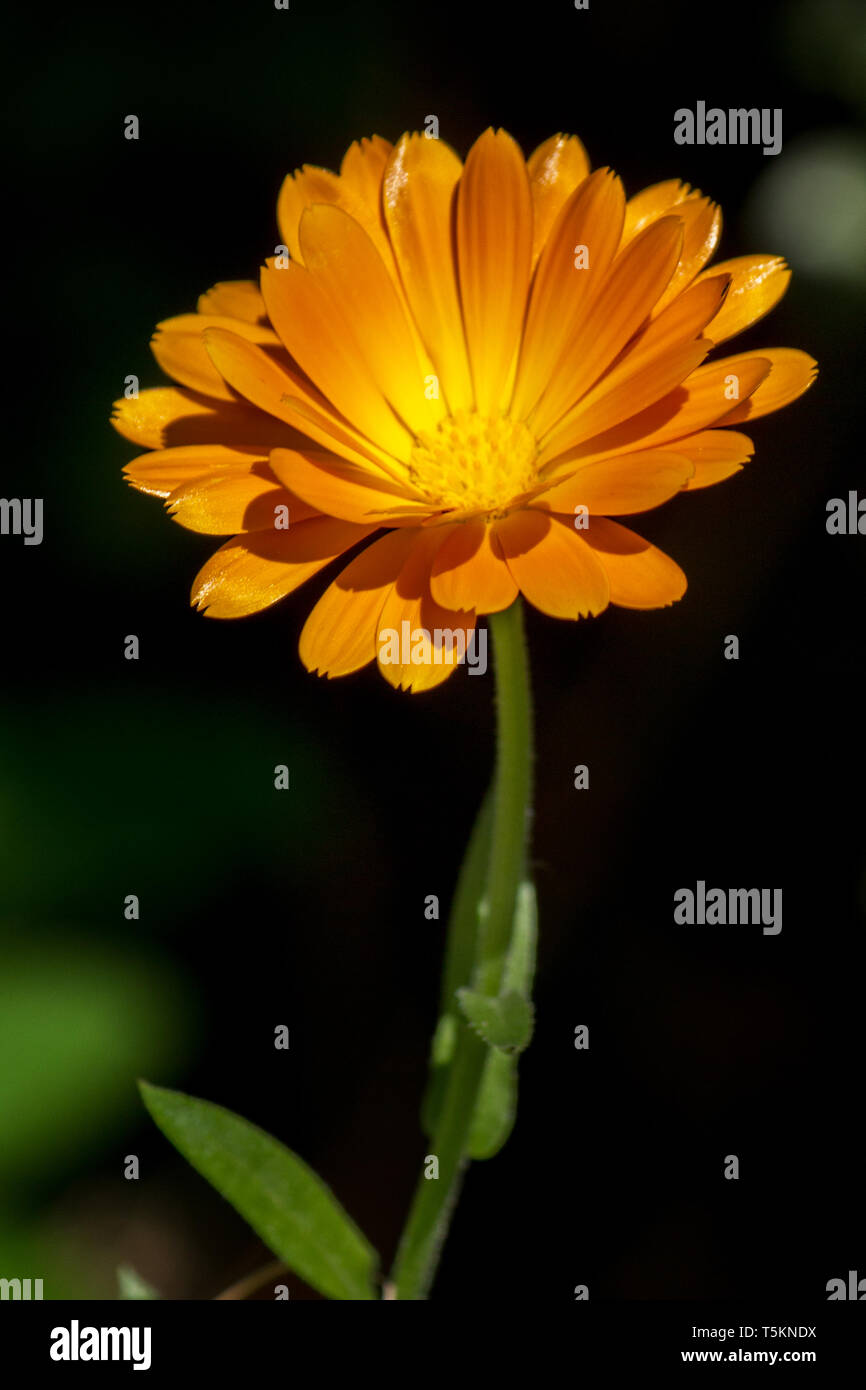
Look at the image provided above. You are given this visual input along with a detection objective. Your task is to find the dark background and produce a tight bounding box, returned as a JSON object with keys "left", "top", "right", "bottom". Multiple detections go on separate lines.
{"left": 1, "top": 0, "right": 863, "bottom": 1299}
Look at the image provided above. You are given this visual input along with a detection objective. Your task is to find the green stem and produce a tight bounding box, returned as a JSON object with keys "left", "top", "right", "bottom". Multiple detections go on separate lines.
{"left": 474, "top": 598, "right": 534, "bottom": 997}
{"left": 390, "top": 598, "right": 534, "bottom": 1300}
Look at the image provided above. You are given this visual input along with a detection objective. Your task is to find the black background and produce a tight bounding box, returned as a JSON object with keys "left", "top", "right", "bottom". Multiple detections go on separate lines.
{"left": 2, "top": 0, "right": 864, "bottom": 1300}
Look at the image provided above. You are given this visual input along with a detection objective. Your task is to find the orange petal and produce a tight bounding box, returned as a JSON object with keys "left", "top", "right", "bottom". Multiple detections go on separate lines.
{"left": 532, "top": 216, "right": 684, "bottom": 437}
{"left": 260, "top": 260, "right": 413, "bottom": 461}
{"left": 124, "top": 443, "right": 269, "bottom": 498}
{"left": 696, "top": 255, "right": 790, "bottom": 344}
{"left": 666, "top": 429, "right": 755, "bottom": 490}
{"left": 714, "top": 348, "right": 818, "bottom": 424}
{"left": 623, "top": 182, "right": 721, "bottom": 310}
{"left": 300, "top": 527, "right": 416, "bottom": 679}
{"left": 383, "top": 134, "right": 474, "bottom": 412}
{"left": 622, "top": 180, "right": 692, "bottom": 241}
{"left": 339, "top": 135, "right": 392, "bottom": 217}
{"left": 277, "top": 165, "right": 342, "bottom": 261}
{"left": 111, "top": 387, "right": 309, "bottom": 451}
{"left": 531, "top": 450, "right": 694, "bottom": 515}
{"left": 191, "top": 517, "right": 375, "bottom": 618}
{"left": 557, "top": 355, "right": 773, "bottom": 465}
{"left": 277, "top": 158, "right": 392, "bottom": 268}
{"left": 262, "top": 209, "right": 438, "bottom": 456}
{"left": 651, "top": 195, "right": 722, "bottom": 315}
{"left": 298, "top": 203, "right": 438, "bottom": 435}
{"left": 526, "top": 133, "right": 591, "bottom": 265}
{"left": 376, "top": 527, "right": 477, "bottom": 691}
{"left": 429, "top": 518, "right": 518, "bottom": 613}
{"left": 203, "top": 327, "right": 404, "bottom": 478}
{"left": 457, "top": 128, "right": 533, "bottom": 415}
{"left": 539, "top": 274, "right": 728, "bottom": 459}
{"left": 511, "top": 169, "right": 625, "bottom": 421}
{"left": 582, "top": 516, "right": 687, "bottom": 608}
{"left": 167, "top": 465, "right": 317, "bottom": 535}
{"left": 269, "top": 447, "right": 436, "bottom": 524}
{"left": 494, "top": 510, "right": 609, "bottom": 619}
{"left": 151, "top": 314, "right": 281, "bottom": 401}
{"left": 542, "top": 340, "right": 712, "bottom": 462}
{"left": 616, "top": 272, "right": 732, "bottom": 374}
{"left": 196, "top": 281, "right": 268, "bottom": 323}
{"left": 343, "top": 136, "right": 440, "bottom": 369}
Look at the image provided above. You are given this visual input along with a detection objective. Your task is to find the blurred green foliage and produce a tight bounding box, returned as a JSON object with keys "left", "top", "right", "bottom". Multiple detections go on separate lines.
{"left": 0, "top": 938, "right": 193, "bottom": 1295}
{"left": 0, "top": 688, "right": 346, "bottom": 1295}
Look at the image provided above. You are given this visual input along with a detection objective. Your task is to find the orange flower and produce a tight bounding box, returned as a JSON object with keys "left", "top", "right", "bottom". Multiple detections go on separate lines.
{"left": 113, "top": 129, "right": 816, "bottom": 691}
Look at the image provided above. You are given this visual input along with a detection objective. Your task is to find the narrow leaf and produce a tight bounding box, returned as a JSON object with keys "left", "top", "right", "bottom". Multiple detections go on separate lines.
{"left": 139, "top": 1081, "right": 378, "bottom": 1301}
{"left": 467, "top": 1049, "right": 518, "bottom": 1159}
{"left": 502, "top": 880, "right": 538, "bottom": 998}
{"left": 430, "top": 1013, "right": 457, "bottom": 1068}
{"left": 466, "top": 881, "right": 537, "bottom": 1159}
{"left": 457, "top": 988, "right": 534, "bottom": 1052}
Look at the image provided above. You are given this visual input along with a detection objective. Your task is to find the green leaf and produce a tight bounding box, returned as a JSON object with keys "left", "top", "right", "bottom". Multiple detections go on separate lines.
{"left": 139, "top": 1082, "right": 378, "bottom": 1301}
{"left": 117, "top": 1264, "right": 160, "bottom": 1300}
{"left": 465, "top": 882, "right": 538, "bottom": 1160}
{"left": 502, "top": 881, "right": 538, "bottom": 998}
{"left": 467, "top": 1049, "right": 518, "bottom": 1160}
{"left": 430, "top": 1013, "right": 457, "bottom": 1068}
{"left": 456, "top": 989, "right": 534, "bottom": 1052}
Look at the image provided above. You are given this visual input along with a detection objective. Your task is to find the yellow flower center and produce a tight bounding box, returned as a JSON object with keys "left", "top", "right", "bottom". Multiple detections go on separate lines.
{"left": 409, "top": 410, "right": 538, "bottom": 516}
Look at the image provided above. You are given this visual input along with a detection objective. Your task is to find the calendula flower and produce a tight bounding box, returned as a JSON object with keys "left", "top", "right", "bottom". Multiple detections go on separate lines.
{"left": 114, "top": 129, "right": 816, "bottom": 691}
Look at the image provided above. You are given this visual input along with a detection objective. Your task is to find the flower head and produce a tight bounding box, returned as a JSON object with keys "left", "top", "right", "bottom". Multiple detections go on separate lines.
{"left": 114, "top": 129, "right": 816, "bottom": 690}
